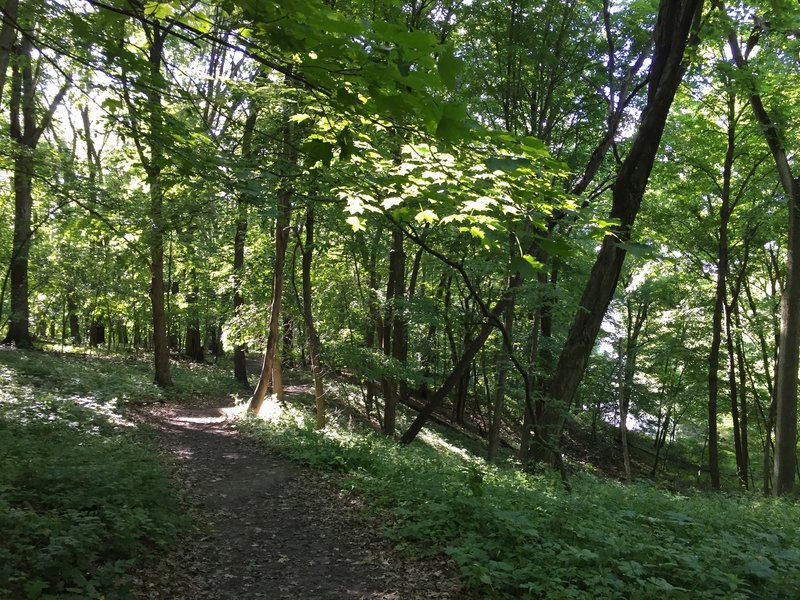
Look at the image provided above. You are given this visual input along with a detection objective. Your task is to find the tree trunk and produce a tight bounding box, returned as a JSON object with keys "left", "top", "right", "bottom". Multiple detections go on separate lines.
{"left": 707, "top": 89, "right": 737, "bottom": 490}
{"left": 301, "top": 205, "right": 326, "bottom": 429}
{"left": 617, "top": 337, "right": 632, "bottom": 483}
{"left": 233, "top": 108, "right": 257, "bottom": 387}
{"left": 400, "top": 278, "right": 521, "bottom": 444}
{"left": 533, "top": 0, "right": 703, "bottom": 462}
{"left": 146, "top": 26, "right": 171, "bottom": 387}
{"left": 382, "top": 226, "right": 406, "bottom": 436}
{"left": 3, "top": 37, "right": 66, "bottom": 348}
{"left": 727, "top": 28, "right": 800, "bottom": 496}
{"left": 185, "top": 283, "right": 204, "bottom": 363}
{"left": 249, "top": 84, "right": 295, "bottom": 414}
{"left": 5, "top": 153, "right": 34, "bottom": 348}
{"left": 518, "top": 309, "right": 541, "bottom": 462}
{"left": 488, "top": 272, "right": 514, "bottom": 462}
{"left": 67, "top": 297, "right": 81, "bottom": 343}
{"left": 0, "top": 0, "right": 19, "bottom": 107}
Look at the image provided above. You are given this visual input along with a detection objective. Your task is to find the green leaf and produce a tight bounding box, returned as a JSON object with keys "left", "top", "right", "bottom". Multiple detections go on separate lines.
{"left": 436, "top": 103, "right": 468, "bottom": 143}
{"left": 438, "top": 48, "right": 463, "bottom": 91}
{"left": 143, "top": 1, "right": 173, "bottom": 20}
{"left": 415, "top": 209, "right": 439, "bottom": 224}
{"left": 510, "top": 254, "right": 542, "bottom": 278}
{"left": 303, "top": 139, "right": 335, "bottom": 167}
{"left": 486, "top": 156, "right": 532, "bottom": 173}
{"left": 538, "top": 238, "right": 573, "bottom": 258}
{"left": 346, "top": 215, "right": 365, "bottom": 232}
{"left": 617, "top": 241, "right": 657, "bottom": 259}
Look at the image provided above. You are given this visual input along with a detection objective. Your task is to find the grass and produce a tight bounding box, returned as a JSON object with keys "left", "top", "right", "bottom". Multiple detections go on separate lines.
{"left": 0, "top": 348, "right": 239, "bottom": 599}
{"left": 239, "top": 395, "right": 800, "bottom": 599}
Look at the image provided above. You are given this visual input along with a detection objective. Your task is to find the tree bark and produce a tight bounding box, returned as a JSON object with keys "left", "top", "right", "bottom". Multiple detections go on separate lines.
{"left": 400, "top": 278, "right": 521, "bottom": 444}
{"left": 706, "top": 90, "right": 737, "bottom": 490}
{"left": 233, "top": 108, "right": 257, "bottom": 387}
{"left": 0, "top": 0, "right": 19, "bottom": 107}
{"left": 249, "top": 82, "right": 295, "bottom": 414}
{"left": 488, "top": 270, "right": 515, "bottom": 462}
{"left": 726, "top": 27, "right": 800, "bottom": 496}
{"left": 533, "top": 0, "right": 703, "bottom": 461}
{"left": 382, "top": 226, "right": 406, "bottom": 436}
{"left": 301, "top": 205, "right": 326, "bottom": 429}
{"left": 145, "top": 25, "right": 171, "bottom": 386}
{"left": 4, "top": 37, "right": 67, "bottom": 348}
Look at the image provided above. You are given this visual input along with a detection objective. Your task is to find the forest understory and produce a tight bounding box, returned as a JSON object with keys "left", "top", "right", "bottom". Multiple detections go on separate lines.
{"left": 4, "top": 0, "right": 800, "bottom": 597}
{"left": 3, "top": 348, "right": 800, "bottom": 599}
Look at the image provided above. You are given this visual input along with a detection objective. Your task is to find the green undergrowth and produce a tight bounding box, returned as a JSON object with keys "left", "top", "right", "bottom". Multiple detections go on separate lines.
{"left": 0, "top": 349, "right": 192, "bottom": 599}
{"left": 8, "top": 346, "right": 239, "bottom": 404}
{"left": 239, "top": 400, "right": 800, "bottom": 599}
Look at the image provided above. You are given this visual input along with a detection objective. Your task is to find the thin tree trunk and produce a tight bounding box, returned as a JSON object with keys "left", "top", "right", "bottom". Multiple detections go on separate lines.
{"left": 400, "top": 278, "right": 521, "bottom": 444}
{"left": 617, "top": 337, "right": 632, "bottom": 483}
{"left": 733, "top": 306, "right": 750, "bottom": 489}
{"left": 185, "top": 278, "right": 204, "bottom": 362}
{"left": 0, "top": 0, "right": 18, "bottom": 107}
{"left": 146, "top": 26, "right": 171, "bottom": 386}
{"left": 233, "top": 109, "right": 257, "bottom": 387}
{"left": 249, "top": 80, "right": 295, "bottom": 413}
{"left": 707, "top": 90, "right": 737, "bottom": 490}
{"left": 382, "top": 227, "right": 406, "bottom": 436}
{"left": 727, "top": 27, "right": 800, "bottom": 496}
{"left": 67, "top": 297, "right": 81, "bottom": 343}
{"left": 518, "top": 309, "right": 541, "bottom": 462}
{"left": 488, "top": 270, "right": 515, "bottom": 461}
{"left": 301, "top": 205, "right": 326, "bottom": 429}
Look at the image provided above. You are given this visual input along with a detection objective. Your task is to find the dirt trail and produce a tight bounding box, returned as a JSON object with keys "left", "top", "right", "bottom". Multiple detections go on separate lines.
{"left": 132, "top": 400, "right": 458, "bottom": 599}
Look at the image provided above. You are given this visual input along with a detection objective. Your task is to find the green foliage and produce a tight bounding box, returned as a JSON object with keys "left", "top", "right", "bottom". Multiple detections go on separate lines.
{"left": 0, "top": 349, "right": 189, "bottom": 599}
{"left": 239, "top": 404, "right": 800, "bottom": 599}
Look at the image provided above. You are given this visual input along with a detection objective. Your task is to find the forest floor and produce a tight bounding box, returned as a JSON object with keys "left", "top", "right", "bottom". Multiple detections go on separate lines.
{"left": 130, "top": 390, "right": 461, "bottom": 600}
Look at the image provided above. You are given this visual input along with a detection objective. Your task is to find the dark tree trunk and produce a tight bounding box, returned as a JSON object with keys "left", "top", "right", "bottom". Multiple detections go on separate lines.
{"left": 382, "top": 226, "right": 406, "bottom": 436}
{"left": 89, "top": 320, "right": 105, "bottom": 347}
{"left": 734, "top": 305, "right": 750, "bottom": 488}
{"left": 707, "top": 90, "right": 737, "bottom": 490}
{"left": 3, "top": 37, "right": 67, "bottom": 348}
{"left": 488, "top": 269, "right": 515, "bottom": 461}
{"left": 301, "top": 205, "right": 326, "bottom": 429}
{"left": 0, "top": 0, "right": 19, "bottom": 107}
{"left": 146, "top": 27, "right": 172, "bottom": 387}
{"left": 67, "top": 297, "right": 81, "bottom": 343}
{"left": 400, "top": 278, "right": 521, "bottom": 444}
{"left": 533, "top": 0, "right": 703, "bottom": 462}
{"left": 233, "top": 109, "right": 257, "bottom": 387}
{"left": 5, "top": 153, "right": 34, "bottom": 348}
{"left": 185, "top": 284, "right": 204, "bottom": 363}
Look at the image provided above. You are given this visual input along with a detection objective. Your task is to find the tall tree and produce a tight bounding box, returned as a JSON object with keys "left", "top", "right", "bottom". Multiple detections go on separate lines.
{"left": 533, "top": 0, "right": 705, "bottom": 461}
{"left": 724, "top": 4, "right": 800, "bottom": 495}
{"left": 3, "top": 30, "right": 67, "bottom": 347}
{"left": 123, "top": 14, "right": 172, "bottom": 386}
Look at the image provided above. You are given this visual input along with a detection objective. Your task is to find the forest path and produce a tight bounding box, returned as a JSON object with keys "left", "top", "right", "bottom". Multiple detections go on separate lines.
{"left": 131, "top": 395, "right": 457, "bottom": 600}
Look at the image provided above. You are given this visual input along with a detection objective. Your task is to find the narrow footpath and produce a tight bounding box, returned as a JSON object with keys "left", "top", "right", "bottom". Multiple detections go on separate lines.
{"left": 131, "top": 400, "right": 459, "bottom": 599}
